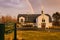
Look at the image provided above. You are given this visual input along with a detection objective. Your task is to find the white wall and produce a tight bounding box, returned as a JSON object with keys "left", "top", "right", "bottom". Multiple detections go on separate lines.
{"left": 36, "top": 14, "right": 52, "bottom": 28}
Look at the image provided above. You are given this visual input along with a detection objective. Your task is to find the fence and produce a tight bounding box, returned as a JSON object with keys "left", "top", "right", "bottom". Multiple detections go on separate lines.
{"left": 0, "top": 23, "right": 17, "bottom": 40}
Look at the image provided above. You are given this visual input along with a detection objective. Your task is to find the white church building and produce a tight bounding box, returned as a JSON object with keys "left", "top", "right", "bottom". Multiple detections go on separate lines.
{"left": 36, "top": 11, "right": 52, "bottom": 28}
{"left": 17, "top": 10, "right": 52, "bottom": 28}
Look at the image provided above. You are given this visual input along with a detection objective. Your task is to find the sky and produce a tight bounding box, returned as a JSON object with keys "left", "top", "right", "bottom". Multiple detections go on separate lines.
{"left": 0, "top": 0, "right": 60, "bottom": 18}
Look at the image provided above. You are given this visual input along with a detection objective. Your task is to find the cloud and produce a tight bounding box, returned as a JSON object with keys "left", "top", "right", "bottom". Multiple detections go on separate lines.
{"left": 0, "top": 0, "right": 34, "bottom": 17}
{"left": 0, "top": 0, "right": 32, "bottom": 10}
{"left": 0, "top": 0, "right": 60, "bottom": 17}
{"left": 0, "top": 0, "right": 21, "bottom": 8}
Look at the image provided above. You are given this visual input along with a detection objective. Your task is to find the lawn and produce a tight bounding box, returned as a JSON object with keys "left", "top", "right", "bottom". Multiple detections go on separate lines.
{"left": 22, "top": 31, "right": 60, "bottom": 40}
{"left": 5, "top": 30, "right": 60, "bottom": 40}
{"left": 4, "top": 23, "right": 60, "bottom": 40}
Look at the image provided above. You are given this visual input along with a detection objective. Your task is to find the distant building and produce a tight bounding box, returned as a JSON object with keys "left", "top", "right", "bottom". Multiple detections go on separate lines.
{"left": 17, "top": 10, "right": 52, "bottom": 28}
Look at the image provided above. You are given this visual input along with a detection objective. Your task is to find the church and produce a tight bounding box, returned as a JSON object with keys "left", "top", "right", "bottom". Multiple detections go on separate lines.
{"left": 17, "top": 10, "right": 52, "bottom": 28}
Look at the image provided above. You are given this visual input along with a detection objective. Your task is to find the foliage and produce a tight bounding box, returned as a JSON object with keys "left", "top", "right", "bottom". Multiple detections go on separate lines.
{"left": 5, "top": 22, "right": 15, "bottom": 34}
{"left": 52, "top": 12, "right": 60, "bottom": 26}
{"left": 0, "top": 15, "right": 17, "bottom": 24}
{"left": 52, "top": 12, "right": 60, "bottom": 20}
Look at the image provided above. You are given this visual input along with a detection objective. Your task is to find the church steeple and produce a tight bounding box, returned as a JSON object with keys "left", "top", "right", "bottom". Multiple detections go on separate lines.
{"left": 41, "top": 6, "right": 45, "bottom": 20}
{"left": 41, "top": 10, "right": 44, "bottom": 14}
{"left": 41, "top": 6, "right": 44, "bottom": 14}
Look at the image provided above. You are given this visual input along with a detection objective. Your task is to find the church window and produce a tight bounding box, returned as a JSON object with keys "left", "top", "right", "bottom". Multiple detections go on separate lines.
{"left": 19, "top": 17, "right": 25, "bottom": 23}
{"left": 42, "top": 19, "right": 45, "bottom": 22}
{"left": 21, "top": 19, "right": 24, "bottom": 22}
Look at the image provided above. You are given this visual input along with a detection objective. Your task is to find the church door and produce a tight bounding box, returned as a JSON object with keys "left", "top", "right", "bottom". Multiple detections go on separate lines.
{"left": 41, "top": 23, "right": 46, "bottom": 28}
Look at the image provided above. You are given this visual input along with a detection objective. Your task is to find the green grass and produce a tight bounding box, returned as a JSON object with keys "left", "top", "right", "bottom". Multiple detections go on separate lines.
{"left": 22, "top": 31, "right": 60, "bottom": 40}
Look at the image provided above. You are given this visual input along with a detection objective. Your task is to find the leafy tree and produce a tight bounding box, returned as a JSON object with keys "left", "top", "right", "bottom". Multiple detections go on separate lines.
{"left": 52, "top": 12, "right": 60, "bottom": 26}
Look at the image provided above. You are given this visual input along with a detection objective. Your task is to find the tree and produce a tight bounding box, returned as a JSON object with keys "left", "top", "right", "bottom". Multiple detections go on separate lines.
{"left": 1, "top": 16, "right": 6, "bottom": 23}
{"left": 5, "top": 16, "right": 12, "bottom": 23}
{"left": 52, "top": 12, "right": 60, "bottom": 26}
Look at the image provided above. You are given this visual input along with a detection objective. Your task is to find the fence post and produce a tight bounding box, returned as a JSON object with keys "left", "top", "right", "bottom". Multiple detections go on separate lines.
{"left": 14, "top": 23, "right": 17, "bottom": 40}
{"left": 0, "top": 24, "right": 5, "bottom": 40}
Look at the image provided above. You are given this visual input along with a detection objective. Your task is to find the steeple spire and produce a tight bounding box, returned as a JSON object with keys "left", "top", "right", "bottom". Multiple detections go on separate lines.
{"left": 41, "top": 10, "right": 43, "bottom": 14}
{"left": 41, "top": 6, "right": 44, "bottom": 14}
{"left": 41, "top": 6, "right": 45, "bottom": 20}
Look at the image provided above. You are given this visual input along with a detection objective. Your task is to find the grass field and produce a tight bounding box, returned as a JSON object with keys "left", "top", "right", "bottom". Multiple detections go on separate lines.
{"left": 5, "top": 30, "right": 60, "bottom": 40}
{"left": 22, "top": 31, "right": 60, "bottom": 40}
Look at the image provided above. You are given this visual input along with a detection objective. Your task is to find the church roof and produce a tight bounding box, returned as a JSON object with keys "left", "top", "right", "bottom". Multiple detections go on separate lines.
{"left": 17, "top": 14, "right": 52, "bottom": 23}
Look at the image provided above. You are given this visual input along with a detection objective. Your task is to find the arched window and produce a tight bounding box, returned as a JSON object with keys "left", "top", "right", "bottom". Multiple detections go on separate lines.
{"left": 19, "top": 17, "right": 25, "bottom": 23}
{"left": 42, "top": 19, "right": 45, "bottom": 22}
{"left": 21, "top": 19, "right": 23, "bottom": 22}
